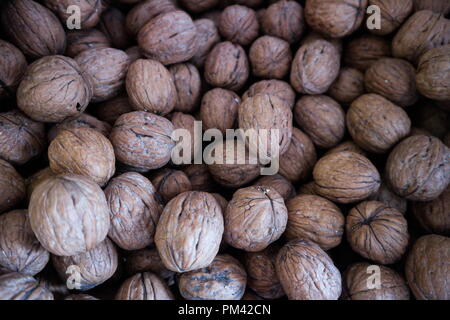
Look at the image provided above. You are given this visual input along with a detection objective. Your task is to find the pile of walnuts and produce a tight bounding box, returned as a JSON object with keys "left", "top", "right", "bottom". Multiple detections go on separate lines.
{"left": 0, "top": 0, "right": 449, "bottom": 301}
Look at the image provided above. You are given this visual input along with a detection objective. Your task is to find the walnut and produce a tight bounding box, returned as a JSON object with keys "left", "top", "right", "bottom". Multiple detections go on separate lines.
{"left": 138, "top": 10, "right": 198, "bottom": 65}
{"left": 28, "top": 174, "right": 110, "bottom": 256}
{"left": 0, "top": 110, "right": 45, "bottom": 165}
{"left": 279, "top": 127, "right": 317, "bottom": 183}
{"left": 0, "top": 210, "right": 49, "bottom": 276}
{"left": 392, "top": 10, "right": 450, "bottom": 63}
{"left": 254, "top": 174, "right": 295, "bottom": 202}
{"left": 261, "top": 1, "right": 305, "bottom": 44}
{"left": 300, "top": 31, "right": 343, "bottom": 55}
{"left": 169, "top": 112, "right": 199, "bottom": 162}
{"left": 211, "top": 193, "right": 228, "bottom": 212}
{"left": 412, "top": 186, "right": 450, "bottom": 235}
{"left": 286, "top": 195, "right": 344, "bottom": 250}
{"left": 48, "top": 128, "right": 115, "bottom": 186}
{"left": 0, "top": 272, "right": 53, "bottom": 300}
{"left": 244, "top": 246, "right": 284, "bottom": 299}
{"left": 385, "top": 135, "right": 450, "bottom": 201}
{"left": 367, "top": 0, "right": 413, "bottom": 35}
{"left": 179, "top": 0, "right": 219, "bottom": 13}
{"left": 0, "top": 0, "right": 66, "bottom": 59}
{"left": 125, "top": 248, "right": 175, "bottom": 283}
{"left": 347, "top": 94, "right": 411, "bottom": 153}
{"left": 126, "top": 59, "right": 176, "bottom": 115}
{"left": 416, "top": 44, "right": 450, "bottom": 101}
{"left": 346, "top": 201, "right": 409, "bottom": 264}
{"left": 52, "top": 238, "right": 118, "bottom": 291}
{"left": 98, "top": 7, "right": 131, "bottom": 49}
{"left": 219, "top": 5, "right": 259, "bottom": 46}
{"left": 328, "top": 67, "right": 365, "bottom": 105}
{"left": 325, "top": 141, "right": 367, "bottom": 157}
{"left": 368, "top": 182, "right": 408, "bottom": 215}
{"left": 26, "top": 168, "right": 55, "bottom": 202}
{"left": 43, "top": 0, "right": 106, "bottom": 29}
{"left": 155, "top": 191, "right": 224, "bottom": 272}
{"left": 95, "top": 95, "right": 133, "bottom": 125}
{"left": 0, "top": 40, "right": 27, "bottom": 100}
{"left": 276, "top": 239, "right": 342, "bottom": 300}
{"left": 110, "top": 111, "right": 175, "bottom": 171}
{"left": 239, "top": 94, "right": 293, "bottom": 158}
{"left": 305, "top": 0, "right": 368, "bottom": 38}
{"left": 178, "top": 254, "right": 246, "bottom": 300}
{"left": 125, "top": 46, "right": 144, "bottom": 63}
{"left": 313, "top": 151, "right": 381, "bottom": 203}
{"left": 151, "top": 168, "right": 192, "bottom": 203}
{"left": 191, "top": 19, "right": 221, "bottom": 68}
{"left": 294, "top": 95, "right": 345, "bottom": 149}
{"left": 249, "top": 36, "right": 292, "bottom": 79}
{"left": 343, "top": 263, "right": 410, "bottom": 300}
{"left": 413, "top": 0, "right": 450, "bottom": 15}
{"left": 65, "top": 28, "right": 111, "bottom": 58}
{"left": 243, "top": 80, "right": 296, "bottom": 110}
{"left": 200, "top": 88, "right": 240, "bottom": 134}
{"left": 47, "top": 113, "right": 111, "bottom": 143}
{"left": 17, "top": 56, "right": 93, "bottom": 123}
{"left": 183, "top": 164, "right": 217, "bottom": 192}
{"left": 65, "top": 294, "right": 98, "bottom": 300}
{"left": 105, "top": 172, "right": 163, "bottom": 250}
{"left": 169, "top": 63, "right": 201, "bottom": 113}
{"left": 0, "top": 159, "right": 25, "bottom": 213}
{"left": 290, "top": 40, "right": 341, "bottom": 94}
{"left": 405, "top": 234, "right": 450, "bottom": 300}
{"left": 75, "top": 48, "right": 130, "bottom": 103}
{"left": 224, "top": 186, "right": 287, "bottom": 252}
{"left": 204, "top": 41, "right": 249, "bottom": 91}
{"left": 344, "top": 35, "right": 392, "bottom": 71}
{"left": 116, "top": 272, "right": 174, "bottom": 300}
{"left": 125, "top": 0, "right": 177, "bottom": 36}
{"left": 365, "top": 58, "right": 418, "bottom": 107}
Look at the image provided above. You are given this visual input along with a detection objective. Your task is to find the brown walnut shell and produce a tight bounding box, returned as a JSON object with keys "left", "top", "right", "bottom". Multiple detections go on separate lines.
{"left": 200, "top": 88, "right": 240, "bottom": 134}
{"left": 151, "top": 168, "right": 192, "bottom": 203}
{"left": 115, "top": 272, "right": 174, "bottom": 300}
{"left": 169, "top": 112, "right": 199, "bottom": 162}
{"left": 0, "top": 159, "right": 25, "bottom": 213}
{"left": 98, "top": 7, "right": 131, "bottom": 49}
{"left": 368, "top": 0, "right": 413, "bottom": 35}
{"left": 297, "top": 181, "right": 320, "bottom": 196}
{"left": 413, "top": 0, "right": 450, "bottom": 14}
{"left": 183, "top": 164, "right": 217, "bottom": 192}
{"left": 95, "top": 95, "right": 133, "bottom": 125}
{"left": 219, "top": 5, "right": 259, "bottom": 46}
{"left": 26, "top": 168, "right": 55, "bottom": 202}
{"left": 405, "top": 234, "right": 450, "bottom": 300}
{"left": 65, "top": 28, "right": 111, "bottom": 58}
{"left": 249, "top": 36, "right": 292, "bottom": 79}
{"left": 105, "top": 172, "right": 163, "bottom": 250}
{"left": 47, "top": 113, "right": 111, "bottom": 142}
{"left": 125, "top": 248, "right": 175, "bottom": 282}
{"left": 300, "top": 31, "right": 343, "bottom": 55}
{"left": 254, "top": 174, "right": 296, "bottom": 202}
{"left": 276, "top": 239, "right": 342, "bottom": 300}
{"left": 243, "top": 80, "right": 295, "bottom": 110}
{"left": 191, "top": 18, "right": 221, "bottom": 68}
{"left": 43, "top": 0, "right": 106, "bottom": 29}
{"left": 0, "top": 40, "right": 27, "bottom": 99}
{"left": 169, "top": 63, "right": 201, "bottom": 113}
{"left": 325, "top": 140, "right": 367, "bottom": 157}
{"left": 125, "top": 46, "right": 144, "bottom": 63}
{"left": 412, "top": 186, "right": 450, "bottom": 235}
{"left": 0, "top": 272, "right": 53, "bottom": 300}
{"left": 179, "top": 0, "right": 219, "bottom": 13}
{"left": 344, "top": 35, "right": 391, "bottom": 71}
{"left": 28, "top": 174, "right": 110, "bottom": 256}
{"left": 368, "top": 182, "right": 408, "bottom": 215}
{"left": 155, "top": 191, "right": 224, "bottom": 272}
{"left": 328, "top": 67, "right": 365, "bottom": 105}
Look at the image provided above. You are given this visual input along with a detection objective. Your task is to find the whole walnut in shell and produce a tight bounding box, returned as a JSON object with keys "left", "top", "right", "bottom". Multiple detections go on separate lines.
{"left": 254, "top": 174, "right": 295, "bottom": 201}
{"left": 0, "top": 272, "right": 53, "bottom": 300}
{"left": 392, "top": 10, "right": 450, "bottom": 63}
{"left": 326, "top": 140, "right": 367, "bottom": 157}
{"left": 413, "top": 0, "right": 450, "bottom": 14}
{"left": 98, "top": 7, "right": 131, "bottom": 49}
{"left": 286, "top": 195, "right": 344, "bottom": 250}
{"left": 0, "top": 159, "right": 25, "bottom": 213}
{"left": 245, "top": 246, "right": 284, "bottom": 299}
{"left": 0, "top": 0, "right": 66, "bottom": 59}
{"left": 47, "top": 113, "right": 111, "bottom": 142}
{"left": 243, "top": 80, "right": 295, "bottom": 110}
{"left": 116, "top": 272, "right": 174, "bottom": 300}
{"left": 365, "top": 58, "right": 418, "bottom": 107}
{"left": 200, "top": 88, "right": 240, "bottom": 134}
{"left": 261, "top": 1, "right": 304, "bottom": 44}
{"left": 65, "top": 28, "right": 111, "bottom": 58}
{"left": 17, "top": 56, "right": 93, "bottom": 123}
{"left": 305, "top": 0, "right": 368, "bottom": 38}
{"left": 0, "top": 40, "right": 27, "bottom": 100}
{"left": 412, "top": 186, "right": 450, "bottom": 235}
{"left": 368, "top": 0, "right": 413, "bottom": 35}
{"left": 347, "top": 94, "right": 411, "bottom": 153}
{"left": 0, "top": 110, "right": 45, "bottom": 165}
{"left": 29, "top": 174, "right": 110, "bottom": 256}
{"left": 279, "top": 127, "right": 317, "bottom": 183}
{"left": 75, "top": 48, "right": 130, "bottom": 103}
{"left": 169, "top": 63, "right": 201, "bottom": 113}
{"left": 105, "top": 172, "right": 163, "bottom": 250}
{"left": 95, "top": 95, "right": 133, "bottom": 125}
{"left": 313, "top": 151, "right": 381, "bottom": 203}
{"left": 343, "top": 263, "right": 410, "bottom": 300}
{"left": 155, "top": 191, "right": 224, "bottom": 272}
{"left": 43, "top": 0, "right": 106, "bottom": 29}
{"left": 110, "top": 111, "right": 175, "bottom": 171}
{"left": 219, "top": 5, "right": 259, "bottom": 46}
{"left": 126, "top": 59, "right": 176, "bottom": 115}
{"left": 0, "top": 210, "right": 49, "bottom": 276}
{"left": 300, "top": 31, "right": 343, "bottom": 55}
{"left": 151, "top": 169, "right": 192, "bottom": 203}
{"left": 346, "top": 201, "right": 409, "bottom": 264}
{"left": 290, "top": 40, "right": 340, "bottom": 94}
{"left": 125, "top": 248, "right": 175, "bottom": 282}
{"left": 179, "top": 254, "right": 247, "bottom": 300}
{"left": 385, "top": 135, "right": 450, "bottom": 201}
{"left": 183, "top": 164, "right": 217, "bottom": 192}
{"left": 416, "top": 44, "right": 450, "bottom": 101}
{"left": 204, "top": 41, "right": 249, "bottom": 91}
{"left": 328, "top": 67, "right": 365, "bottom": 105}
{"left": 249, "top": 36, "right": 292, "bottom": 79}
{"left": 138, "top": 10, "right": 198, "bottom": 65}
{"left": 191, "top": 18, "right": 221, "bottom": 68}
{"left": 344, "top": 35, "right": 391, "bottom": 71}
{"left": 53, "top": 238, "right": 118, "bottom": 291}
{"left": 294, "top": 95, "right": 345, "bottom": 149}
{"left": 405, "top": 234, "right": 450, "bottom": 300}
{"left": 276, "top": 239, "right": 342, "bottom": 300}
